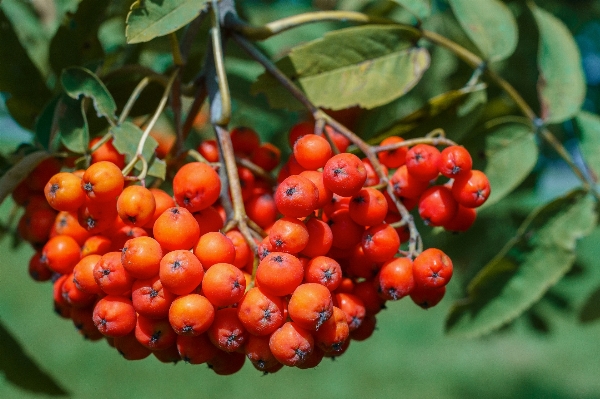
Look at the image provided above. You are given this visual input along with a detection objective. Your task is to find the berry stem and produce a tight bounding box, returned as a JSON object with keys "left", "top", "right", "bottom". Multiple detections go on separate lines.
{"left": 210, "top": 0, "right": 231, "bottom": 127}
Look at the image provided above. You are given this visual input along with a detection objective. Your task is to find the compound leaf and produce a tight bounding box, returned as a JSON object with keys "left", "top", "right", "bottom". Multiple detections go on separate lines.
{"left": 449, "top": 0, "right": 518, "bottom": 62}
{"left": 531, "top": 4, "right": 586, "bottom": 124}
{"left": 0, "top": 318, "right": 68, "bottom": 396}
{"left": 61, "top": 67, "right": 117, "bottom": 124}
{"left": 446, "top": 190, "right": 597, "bottom": 338}
{"left": 126, "top": 0, "right": 208, "bottom": 44}
{"left": 252, "top": 25, "right": 429, "bottom": 111}
{"left": 0, "top": 151, "right": 51, "bottom": 206}
{"left": 481, "top": 123, "right": 538, "bottom": 207}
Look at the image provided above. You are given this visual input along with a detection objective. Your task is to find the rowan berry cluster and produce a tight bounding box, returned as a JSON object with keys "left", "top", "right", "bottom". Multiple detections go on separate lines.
{"left": 12, "top": 121, "right": 488, "bottom": 375}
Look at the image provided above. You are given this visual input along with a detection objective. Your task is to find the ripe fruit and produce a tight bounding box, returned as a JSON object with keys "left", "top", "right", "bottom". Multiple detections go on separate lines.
{"left": 451, "top": 170, "right": 491, "bottom": 208}
{"left": 173, "top": 162, "right": 221, "bottom": 212}
{"left": 323, "top": 153, "right": 367, "bottom": 197}
{"left": 81, "top": 161, "right": 125, "bottom": 202}
{"left": 412, "top": 248, "right": 453, "bottom": 288}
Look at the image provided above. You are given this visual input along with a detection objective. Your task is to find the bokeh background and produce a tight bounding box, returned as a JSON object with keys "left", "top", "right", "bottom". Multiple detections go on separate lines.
{"left": 2, "top": 0, "right": 600, "bottom": 398}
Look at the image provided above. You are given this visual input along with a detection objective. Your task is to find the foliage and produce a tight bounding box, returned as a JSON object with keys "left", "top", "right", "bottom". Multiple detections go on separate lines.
{"left": 1, "top": 0, "right": 600, "bottom": 396}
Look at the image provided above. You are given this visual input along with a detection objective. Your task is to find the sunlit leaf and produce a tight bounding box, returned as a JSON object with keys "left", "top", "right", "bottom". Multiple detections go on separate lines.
{"left": 0, "top": 319, "right": 68, "bottom": 396}
{"left": 481, "top": 123, "right": 538, "bottom": 207}
{"left": 0, "top": 9, "right": 52, "bottom": 129}
{"left": 390, "top": 0, "right": 431, "bottom": 20}
{"left": 448, "top": 0, "right": 518, "bottom": 62}
{"left": 531, "top": 4, "right": 585, "bottom": 124}
{"left": 0, "top": 151, "right": 51, "bottom": 206}
{"left": 111, "top": 122, "right": 165, "bottom": 180}
{"left": 61, "top": 67, "right": 117, "bottom": 124}
{"left": 57, "top": 95, "right": 89, "bottom": 154}
{"left": 126, "top": 0, "right": 208, "bottom": 44}
{"left": 575, "top": 111, "right": 600, "bottom": 181}
{"left": 252, "top": 25, "right": 429, "bottom": 111}
{"left": 446, "top": 190, "right": 597, "bottom": 338}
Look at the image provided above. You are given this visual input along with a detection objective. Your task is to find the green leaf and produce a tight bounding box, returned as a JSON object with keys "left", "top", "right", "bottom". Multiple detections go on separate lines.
{"left": 0, "top": 151, "right": 51, "bottom": 206}
{"left": 390, "top": 0, "right": 431, "bottom": 20}
{"left": 575, "top": 111, "right": 600, "bottom": 181}
{"left": 0, "top": 9, "right": 52, "bottom": 129}
{"left": 0, "top": 318, "right": 68, "bottom": 396}
{"left": 57, "top": 96, "right": 89, "bottom": 154}
{"left": 111, "top": 122, "right": 165, "bottom": 180}
{"left": 61, "top": 67, "right": 117, "bottom": 124}
{"left": 252, "top": 25, "right": 430, "bottom": 111}
{"left": 481, "top": 123, "right": 538, "bottom": 208}
{"left": 448, "top": 0, "right": 518, "bottom": 62}
{"left": 530, "top": 4, "right": 586, "bottom": 124}
{"left": 579, "top": 286, "right": 600, "bottom": 323}
{"left": 446, "top": 190, "right": 597, "bottom": 338}
{"left": 126, "top": 0, "right": 208, "bottom": 44}
{"left": 49, "top": 0, "right": 108, "bottom": 76}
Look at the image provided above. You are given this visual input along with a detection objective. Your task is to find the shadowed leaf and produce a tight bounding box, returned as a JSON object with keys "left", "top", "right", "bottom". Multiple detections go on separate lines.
{"left": 0, "top": 318, "right": 68, "bottom": 396}
{"left": 0, "top": 9, "right": 52, "bottom": 129}
{"left": 575, "top": 111, "right": 600, "bottom": 181}
{"left": 579, "top": 286, "right": 600, "bottom": 323}
{"left": 0, "top": 151, "right": 51, "bottom": 206}
{"left": 57, "top": 95, "right": 89, "bottom": 154}
{"left": 390, "top": 0, "right": 430, "bottom": 20}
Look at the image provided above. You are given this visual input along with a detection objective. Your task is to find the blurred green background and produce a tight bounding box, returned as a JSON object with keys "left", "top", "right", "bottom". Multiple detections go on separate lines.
{"left": 1, "top": 194, "right": 600, "bottom": 398}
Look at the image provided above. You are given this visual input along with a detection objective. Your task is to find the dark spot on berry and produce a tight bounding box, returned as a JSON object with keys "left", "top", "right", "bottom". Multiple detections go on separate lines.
{"left": 333, "top": 167, "right": 345, "bottom": 176}
{"left": 272, "top": 255, "right": 283, "bottom": 263}
{"left": 99, "top": 318, "right": 107, "bottom": 326}
{"left": 102, "top": 269, "right": 110, "bottom": 276}
{"left": 316, "top": 309, "right": 331, "bottom": 329}
{"left": 74, "top": 322, "right": 83, "bottom": 331}
{"left": 263, "top": 308, "right": 272, "bottom": 321}
{"left": 285, "top": 186, "right": 297, "bottom": 197}
{"left": 182, "top": 356, "right": 191, "bottom": 363}
{"left": 149, "top": 288, "right": 159, "bottom": 298}
{"left": 415, "top": 152, "right": 424, "bottom": 162}
{"left": 171, "top": 260, "right": 182, "bottom": 270}
{"left": 170, "top": 208, "right": 180, "bottom": 215}
{"left": 274, "top": 238, "right": 283, "bottom": 247}
{"left": 352, "top": 195, "right": 366, "bottom": 204}
{"left": 118, "top": 350, "right": 126, "bottom": 357}
{"left": 226, "top": 334, "right": 238, "bottom": 348}
{"left": 150, "top": 331, "right": 162, "bottom": 344}
{"left": 331, "top": 342, "right": 343, "bottom": 352}
{"left": 58, "top": 216, "right": 68, "bottom": 228}
{"left": 233, "top": 279, "right": 241, "bottom": 289}
{"left": 388, "top": 287, "right": 399, "bottom": 300}
{"left": 294, "top": 348, "right": 307, "bottom": 361}
{"left": 364, "top": 234, "right": 373, "bottom": 243}
{"left": 83, "top": 182, "right": 93, "bottom": 192}
{"left": 128, "top": 216, "right": 137, "bottom": 224}
{"left": 451, "top": 165, "right": 461, "bottom": 175}
{"left": 182, "top": 325, "right": 193, "bottom": 333}
{"left": 257, "top": 360, "right": 266, "bottom": 370}
{"left": 323, "top": 269, "right": 333, "bottom": 281}
{"left": 122, "top": 247, "right": 128, "bottom": 254}
{"left": 431, "top": 271, "right": 439, "bottom": 278}
{"left": 86, "top": 217, "right": 96, "bottom": 229}
{"left": 476, "top": 189, "right": 484, "bottom": 199}
{"left": 183, "top": 197, "right": 191, "bottom": 206}
{"left": 50, "top": 183, "right": 59, "bottom": 194}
